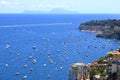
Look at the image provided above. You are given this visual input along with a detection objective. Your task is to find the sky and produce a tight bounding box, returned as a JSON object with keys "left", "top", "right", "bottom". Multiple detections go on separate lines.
{"left": 0, "top": 0, "right": 120, "bottom": 14}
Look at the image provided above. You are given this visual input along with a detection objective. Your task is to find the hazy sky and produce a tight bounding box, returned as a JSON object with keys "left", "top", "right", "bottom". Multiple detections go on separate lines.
{"left": 0, "top": 0, "right": 120, "bottom": 13}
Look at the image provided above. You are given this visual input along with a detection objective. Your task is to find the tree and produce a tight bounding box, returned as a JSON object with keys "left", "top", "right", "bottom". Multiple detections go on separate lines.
{"left": 89, "top": 67, "right": 100, "bottom": 80}
{"left": 98, "top": 57, "right": 108, "bottom": 64}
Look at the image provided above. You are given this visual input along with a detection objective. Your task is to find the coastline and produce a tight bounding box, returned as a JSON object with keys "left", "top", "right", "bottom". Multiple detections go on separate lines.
{"left": 69, "top": 19, "right": 120, "bottom": 80}
{"left": 79, "top": 19, "right": 120, "bottom": 40}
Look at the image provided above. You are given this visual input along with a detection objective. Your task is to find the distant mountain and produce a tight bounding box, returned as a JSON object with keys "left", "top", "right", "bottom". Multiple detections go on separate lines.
{"left": 23, "top": 8, "right": 79, "bottom": 14}
{"left": 48, "top": 8, "right": 79, "bottom": 14}
{"left": 23, "top": 10, "right": 46, "bottom": 14}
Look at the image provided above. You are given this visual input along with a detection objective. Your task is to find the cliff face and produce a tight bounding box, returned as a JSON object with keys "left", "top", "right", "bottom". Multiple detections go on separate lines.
{"left": 79, "top": 19, "right": 120, "bottom": 40}
{"left": 79, "top": 25, "right": 110, "bottom": 31}
{"left": 96, "top": 29, "right": 120, "bottom": 40}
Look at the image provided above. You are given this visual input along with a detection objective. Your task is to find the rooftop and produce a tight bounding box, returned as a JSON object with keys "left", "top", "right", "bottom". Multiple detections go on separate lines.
{"left": 107, "top": 51, "right": 120, "bottom": 55}
{"left": 112, "top": 58, "right": 120, "bottom": 60}
{"left": 71, "top": 62, "right": 86, "bottom": 67}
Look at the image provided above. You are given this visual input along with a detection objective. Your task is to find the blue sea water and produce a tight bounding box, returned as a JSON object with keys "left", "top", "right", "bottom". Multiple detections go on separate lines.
{"left": 0, "top": 14, "right": 120, "bottom": 80}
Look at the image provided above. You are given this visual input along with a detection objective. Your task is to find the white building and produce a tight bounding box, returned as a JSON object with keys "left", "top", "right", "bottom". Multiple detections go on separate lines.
{"left": 108, "top": 60, "right": 120, "bottom": 73}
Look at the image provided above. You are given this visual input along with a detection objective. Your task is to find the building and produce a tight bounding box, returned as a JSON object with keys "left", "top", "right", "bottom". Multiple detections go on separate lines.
{"left": 107, "top": 51, "right": 120, "bottom": 80}
{"left": 68, "top": 62, "right": 89, "bottom": 80}
{"left": 107, "top": 51, "right": 120, "bottom": 74}
{"left": 107, "top": 51, "right": 120, "bottom": 55}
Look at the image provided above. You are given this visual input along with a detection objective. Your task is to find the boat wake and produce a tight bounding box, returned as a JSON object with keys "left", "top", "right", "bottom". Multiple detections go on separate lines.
{"left": 0, "top": 23, "right": 73, "bottom": 28}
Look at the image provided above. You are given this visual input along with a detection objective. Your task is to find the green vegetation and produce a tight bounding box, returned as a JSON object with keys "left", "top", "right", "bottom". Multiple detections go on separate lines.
{"left": 71, "top": 67, "right": 80, "bottom": 73}
{"left": 89, "top": 66, "right": 107, "bottom": 80}
{"left": 81, "top": 19, "right": 120, "bottom": 27}
{"left": 88, "top": 56, "right": 110, "bottom": 79}
{"left": 87, "top": 49, "right": 120, "bottom": 80}
{"left": 107, "top": 54, "right": 120, "bottom": 58}
{"left": 97, "top": 57, "right": 108, "bottom": 64}
{"left": 89, "top": 67, "right": 100, "bottom": 75}
{"left": 79, "top": 19, "right": 120, "bottom": 40}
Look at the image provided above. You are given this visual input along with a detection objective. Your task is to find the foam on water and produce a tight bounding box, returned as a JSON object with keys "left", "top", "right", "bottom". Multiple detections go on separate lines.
{"left": 0, "top": 23, "right": 73, "bottom": 28}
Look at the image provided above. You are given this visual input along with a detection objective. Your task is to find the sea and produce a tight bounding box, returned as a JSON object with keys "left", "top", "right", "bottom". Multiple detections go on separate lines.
{"left": 0, "top": 14, "right": 120, "bottom": 80}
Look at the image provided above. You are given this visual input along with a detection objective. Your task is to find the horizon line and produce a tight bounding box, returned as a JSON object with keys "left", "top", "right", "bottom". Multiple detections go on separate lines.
{"left": 0, "top": 13, "right": 120, "bottom": 15}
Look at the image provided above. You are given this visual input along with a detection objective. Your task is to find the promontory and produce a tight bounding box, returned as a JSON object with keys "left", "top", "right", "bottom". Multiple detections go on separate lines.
{"left": 79, "top": 19, "right": 120, "bottom": 40}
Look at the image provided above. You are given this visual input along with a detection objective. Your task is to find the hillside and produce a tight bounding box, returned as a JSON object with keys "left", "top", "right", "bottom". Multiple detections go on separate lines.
{"left": 79, "top": 19, "right": 120, "bottom": 40}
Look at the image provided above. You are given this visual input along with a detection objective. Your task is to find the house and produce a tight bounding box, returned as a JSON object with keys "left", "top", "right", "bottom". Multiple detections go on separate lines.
{"left": 107, "top": 51, "right": 120, "bottom": 80}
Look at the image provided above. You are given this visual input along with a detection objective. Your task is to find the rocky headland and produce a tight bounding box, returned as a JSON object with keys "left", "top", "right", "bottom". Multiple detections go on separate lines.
{"left": 79, "top": 19, "right": 120, "bottom": 40}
